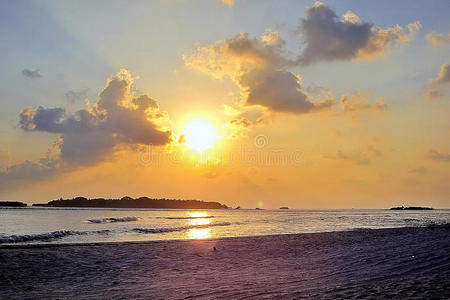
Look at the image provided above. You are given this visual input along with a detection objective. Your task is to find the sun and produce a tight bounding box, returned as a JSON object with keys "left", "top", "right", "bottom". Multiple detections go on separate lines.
{"left": 183, "top": 120, "right": 218, "bottom": 152}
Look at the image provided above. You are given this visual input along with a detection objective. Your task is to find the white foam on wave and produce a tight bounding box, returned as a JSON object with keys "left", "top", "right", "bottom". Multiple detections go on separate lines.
{"left": 0, "top": 229, "right": 110, "bottom": 244}
{"left": 88, "top": 216, "right": 139, "bottom": 223}
{"left": 133, "top": 222, "right": 232, "bottom": 234}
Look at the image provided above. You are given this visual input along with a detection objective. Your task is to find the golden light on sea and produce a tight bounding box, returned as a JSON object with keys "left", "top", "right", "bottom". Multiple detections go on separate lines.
{"left": 188, "top": 228, "right": 211, "bottom": 239}
{"left": 187, "top": 212, "right": 212, "bottom": 239}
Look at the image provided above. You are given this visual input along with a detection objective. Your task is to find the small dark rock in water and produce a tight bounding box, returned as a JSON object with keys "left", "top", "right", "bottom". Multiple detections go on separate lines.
{"left": 280, "top": 207, "right": 289, "bottom": 209}
{"left": 390, "top": 206, "right": 433, "bottom": 210}
{"left": 213, "top": 247, "right": 217, "bottom": 251}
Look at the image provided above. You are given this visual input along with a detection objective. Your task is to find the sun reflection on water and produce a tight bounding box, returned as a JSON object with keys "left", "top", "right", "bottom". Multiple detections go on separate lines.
{"left": 188, "top": 212, "right": 209, "bottom": 218}
{"left": 187, "top": 212, "right": 212, "bottom": 239}
{"left": 188, "top": 228, "right": 211, "bottom": 239}
{"left": 190, "top": 218, "right": 210, "bottom": 226}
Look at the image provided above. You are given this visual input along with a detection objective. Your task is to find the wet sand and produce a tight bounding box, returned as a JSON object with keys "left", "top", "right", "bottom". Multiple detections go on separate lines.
{"left": 1, "top": 225, "right": 449, "bottom": 299}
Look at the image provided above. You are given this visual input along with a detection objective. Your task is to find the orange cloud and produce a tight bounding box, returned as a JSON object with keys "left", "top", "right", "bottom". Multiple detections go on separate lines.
{"left": 426, "top": 32, "right": 450, "bottom": 48}
{"left": 426, "top": 63, "right": 450, "bottom": 100}
{"left": 339, "top": 92, "right": 388, "bottom": 113}
{"left": 429, "top": 63, "right": 450, "bottom": 86}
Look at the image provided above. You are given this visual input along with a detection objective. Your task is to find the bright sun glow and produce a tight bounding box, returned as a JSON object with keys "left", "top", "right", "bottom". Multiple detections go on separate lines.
{"left": 183, "top": 120, "right": 218, "bottom": 152}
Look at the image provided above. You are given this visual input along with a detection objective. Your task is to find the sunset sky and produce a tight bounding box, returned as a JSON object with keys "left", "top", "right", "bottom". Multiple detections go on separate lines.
{"left": 0, "top": 0, "right": 449, "bottom": 208}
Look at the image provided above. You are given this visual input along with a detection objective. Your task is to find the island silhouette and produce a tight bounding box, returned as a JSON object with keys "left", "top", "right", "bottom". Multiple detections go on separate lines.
{"left": 33, "top": 196, "right": 228, "bottom": 209}
{"left": 0, "top": 201, "right": 27, "bottom": 207}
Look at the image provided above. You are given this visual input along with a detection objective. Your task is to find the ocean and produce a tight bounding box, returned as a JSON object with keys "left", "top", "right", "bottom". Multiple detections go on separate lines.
{"left": 1, "top": 207, "right": 449, "bottom": 245}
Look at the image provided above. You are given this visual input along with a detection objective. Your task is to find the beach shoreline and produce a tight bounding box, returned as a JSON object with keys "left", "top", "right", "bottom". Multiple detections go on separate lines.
{"left": 0, "top": 223, "right": 448, "bottom": 249}
{"left": 1, "top": 225, "right": 449, "bottom": 299}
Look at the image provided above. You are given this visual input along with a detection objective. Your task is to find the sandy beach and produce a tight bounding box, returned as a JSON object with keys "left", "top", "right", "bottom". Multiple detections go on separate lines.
{"left": 1, "top": 225, "right": 449, "bottom": 299}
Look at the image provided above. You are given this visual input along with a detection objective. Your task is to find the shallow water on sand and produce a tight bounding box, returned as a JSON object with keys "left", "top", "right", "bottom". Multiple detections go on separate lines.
{"left": 1, "top": 208, "right": 449, "bottom": 245}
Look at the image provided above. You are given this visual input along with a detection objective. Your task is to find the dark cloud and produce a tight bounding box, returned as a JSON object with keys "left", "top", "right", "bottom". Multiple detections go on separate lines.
{"left": 298, "top": 2, "right": 420, "bottom": 65}
{"left": 239, "top": 68, "right": 333, "bottom": 113}
{"left": 184, "top": 32, "right": 334, "bottom": 114}
{"left": 299, "top": 3, "right": 371, "bottom": 65}
{"left": 22, "top": 69, "right": 42, "bottom": 78}
{"left": 19, "top": 106, "right": 66, "bottom": 133}
{"left": 184, "top": 2, "right": 415, "bottom": 114}
{"left": 427, "top": 149, "right": 450, "bottom": 162}
{"left": 19, "top": 69, "right": 171, "bottom": 166}
{"left": 2, "top": 70, "right": 171, "bottom": 188}
{"left": 65, "top": 89, "right": 89, "bottom": 104}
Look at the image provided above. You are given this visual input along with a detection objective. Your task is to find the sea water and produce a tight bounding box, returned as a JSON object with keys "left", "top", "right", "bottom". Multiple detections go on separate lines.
{"left": 1, "top": 207, "right": 449, "bottom": 245}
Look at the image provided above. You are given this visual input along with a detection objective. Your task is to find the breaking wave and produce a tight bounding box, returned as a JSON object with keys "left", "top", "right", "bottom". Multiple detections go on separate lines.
{"left": 0, "top": 230, "right": 110, "bottom": 244}
{"left": 133, "top": 222, "right": 232, "bottom": 234}
{"left": 88, "top": 216, "right": 139, "bottom": 223}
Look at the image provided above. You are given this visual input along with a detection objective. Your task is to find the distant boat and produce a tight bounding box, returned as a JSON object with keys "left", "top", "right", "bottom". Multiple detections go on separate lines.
{"left": 235, "top": 206, "right": 241, "bottom": 209}
{"left": 280, "top": 206, "right": 289, "bottom": 209}
{"left": 255, "top": 207, "right": 263, "bottom": 210}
